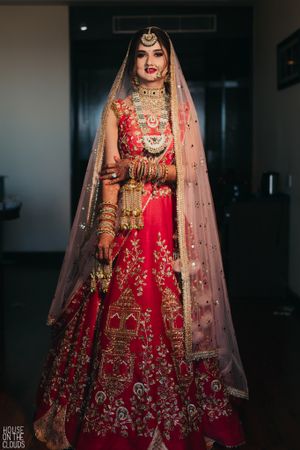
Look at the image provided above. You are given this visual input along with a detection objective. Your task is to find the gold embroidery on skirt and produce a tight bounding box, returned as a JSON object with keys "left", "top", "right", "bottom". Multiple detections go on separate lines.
{"left": 161, "top": 287, "right": 193, "bottom": 392}
{"left": 195, "top": 358, "right": 233, "bottom": 422}
{"left": 99, "top": 287, "right": 141, "bottom": 397}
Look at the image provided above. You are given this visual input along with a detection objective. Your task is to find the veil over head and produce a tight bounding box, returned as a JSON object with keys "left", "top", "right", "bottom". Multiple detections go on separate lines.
{"left": 48, "top": 27, "right": 248, "bottom": 400}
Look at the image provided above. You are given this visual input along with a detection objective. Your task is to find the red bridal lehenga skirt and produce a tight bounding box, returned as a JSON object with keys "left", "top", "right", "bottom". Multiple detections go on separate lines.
{"left": 34, "top": 182, "right": 246, "bottom": 450}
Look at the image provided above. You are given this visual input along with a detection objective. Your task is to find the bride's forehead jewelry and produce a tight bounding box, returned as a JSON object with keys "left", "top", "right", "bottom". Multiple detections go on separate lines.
{"left": 140, "top": 27, "right": 158, "bottom": 47}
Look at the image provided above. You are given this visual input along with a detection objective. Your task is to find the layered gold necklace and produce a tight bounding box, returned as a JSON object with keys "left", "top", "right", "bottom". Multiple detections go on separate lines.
{"left": 137, "top": 86, "right": 167, "bottom": 114}
{"left": 132, "top": 85, "right": 170, "bottom": 155}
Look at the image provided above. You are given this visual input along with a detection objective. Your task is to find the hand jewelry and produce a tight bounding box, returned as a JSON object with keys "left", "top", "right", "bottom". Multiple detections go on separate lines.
{"left": 128, "top": 156, "right": 169, "bottom": 184}
{"left": 97, "top": 202, "right": 118, "bottom": 237}
{"left": 111, "top": 172, "right": 117, "bottom": 179}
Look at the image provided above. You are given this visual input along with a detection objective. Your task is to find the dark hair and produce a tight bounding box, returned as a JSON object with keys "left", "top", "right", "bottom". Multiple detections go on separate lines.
{"left": 126, "top": 27, "right": 171, "bottom": 78}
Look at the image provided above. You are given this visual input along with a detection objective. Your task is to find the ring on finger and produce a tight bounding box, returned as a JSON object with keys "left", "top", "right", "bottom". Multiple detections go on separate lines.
{"left": 111, "top": 172, "right": 117, "bottom": 179}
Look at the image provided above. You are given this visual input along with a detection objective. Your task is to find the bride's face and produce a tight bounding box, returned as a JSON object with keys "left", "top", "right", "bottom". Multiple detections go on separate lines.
{"left": 135, "top": 41, "right": 169, "bottom": 86}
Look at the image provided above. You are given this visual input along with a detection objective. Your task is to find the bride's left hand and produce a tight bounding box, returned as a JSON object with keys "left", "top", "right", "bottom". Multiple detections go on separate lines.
{"left": 99, "top": 156, "right": 130, "bottom": 184}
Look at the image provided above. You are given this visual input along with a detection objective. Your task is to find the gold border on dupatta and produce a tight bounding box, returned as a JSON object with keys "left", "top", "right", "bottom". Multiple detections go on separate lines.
{"left": 227, "top": 386, "right": 249, "bottom": 400}
{"left": 169, "top": 44, "right": 193, "bottom": 361}
{"left": 87, "top": 48, "right": 130, "bottom": 226}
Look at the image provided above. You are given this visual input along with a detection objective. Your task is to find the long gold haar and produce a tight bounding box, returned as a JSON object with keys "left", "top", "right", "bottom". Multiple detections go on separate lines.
{"left": 132, "top": 86, "right": 170, "bottom": 155}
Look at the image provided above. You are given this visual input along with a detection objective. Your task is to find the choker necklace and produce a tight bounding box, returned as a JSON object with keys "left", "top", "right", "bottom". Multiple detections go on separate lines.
{"left": 135, "top": 85, "right": 169, "bottom": 116}
{"left": 138, "top": 85, "right": 166, "bottom": 98}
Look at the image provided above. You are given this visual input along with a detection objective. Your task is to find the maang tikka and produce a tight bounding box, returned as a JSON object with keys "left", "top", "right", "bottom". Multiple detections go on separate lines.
{"left": 141, "top": 27, "right": 158, "bottom": 47}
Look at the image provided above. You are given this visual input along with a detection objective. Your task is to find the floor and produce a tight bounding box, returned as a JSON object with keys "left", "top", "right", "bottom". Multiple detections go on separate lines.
{"left": 0, "top": 257, "right": 299, "bottom": 450}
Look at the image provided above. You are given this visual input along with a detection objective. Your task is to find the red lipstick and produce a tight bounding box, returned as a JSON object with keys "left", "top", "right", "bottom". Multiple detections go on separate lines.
{"left": 145, "top": 67, "right": 157, "bottom": 74}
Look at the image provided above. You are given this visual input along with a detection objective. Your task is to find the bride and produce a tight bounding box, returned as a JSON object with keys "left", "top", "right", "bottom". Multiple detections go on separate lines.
{"left": 34, "top": 26, "right": 248, "bottom": 450}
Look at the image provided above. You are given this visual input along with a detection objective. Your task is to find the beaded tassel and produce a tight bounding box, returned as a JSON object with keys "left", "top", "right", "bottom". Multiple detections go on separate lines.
{"left": 120, "top": 180, "right": 144, "bottom": 230}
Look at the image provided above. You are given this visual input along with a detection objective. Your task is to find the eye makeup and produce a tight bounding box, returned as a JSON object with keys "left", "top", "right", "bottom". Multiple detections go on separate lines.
{"left": 136, "top": 49, "right": 164, "bottom": 59}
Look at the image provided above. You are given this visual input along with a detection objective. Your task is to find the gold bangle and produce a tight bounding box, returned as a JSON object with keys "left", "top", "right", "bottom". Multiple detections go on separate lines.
{"left": 128, "top": 159, "right": 135, "bottom": 179}
{"left": 97, "top": 229, "right": 115, "bottom": 237}
{"left": 160, "top": 164, "right": 168, "bottom": 183}
{"left": 99, "top": 201, "right": 118, "bottom": 211}
{"left": 99, "top": 211, "right": 117, "bottom": 218}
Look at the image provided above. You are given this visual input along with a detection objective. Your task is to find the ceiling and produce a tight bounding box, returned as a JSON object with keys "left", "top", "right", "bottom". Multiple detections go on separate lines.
{"left": 0, "top": 0, "right": 256, "bottom": 5}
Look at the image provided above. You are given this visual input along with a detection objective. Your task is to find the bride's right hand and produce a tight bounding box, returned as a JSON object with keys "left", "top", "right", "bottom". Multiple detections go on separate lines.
{"left": 97, "top": 233, "right": 114, "bottom": 263}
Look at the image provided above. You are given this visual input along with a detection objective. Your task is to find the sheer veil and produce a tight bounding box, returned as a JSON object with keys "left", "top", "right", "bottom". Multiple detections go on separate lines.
{"left": 48, "top": 29, "right": 249, "bottom": 400}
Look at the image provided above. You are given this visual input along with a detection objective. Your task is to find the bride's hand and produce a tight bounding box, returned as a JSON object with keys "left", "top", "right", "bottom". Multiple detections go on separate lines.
{"left": 97, "top": 233, "right": 114, "bottom": 263}
{"left": 99, "top": 156, "right": 130, "bottom": 184}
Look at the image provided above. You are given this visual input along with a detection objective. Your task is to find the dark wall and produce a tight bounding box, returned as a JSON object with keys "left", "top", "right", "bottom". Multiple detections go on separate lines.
{"left": 69, "top": 4, "right": 253, "bottom": 219}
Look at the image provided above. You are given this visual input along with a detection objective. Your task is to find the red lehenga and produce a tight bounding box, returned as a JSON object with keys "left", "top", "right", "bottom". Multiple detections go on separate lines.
{"left": 34, "top": 98, "right": 245, "bottom": 450}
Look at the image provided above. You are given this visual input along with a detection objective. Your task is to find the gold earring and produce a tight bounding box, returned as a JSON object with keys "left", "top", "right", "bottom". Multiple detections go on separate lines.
{"left": 132, "top": 75, "right": 140, "bottom": 88}
{"left": 164, "top": 72, "right": 170, "bottom": 83}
